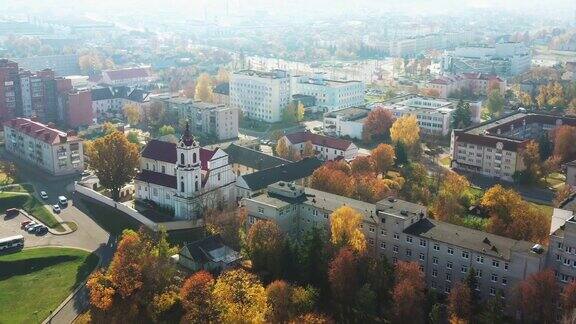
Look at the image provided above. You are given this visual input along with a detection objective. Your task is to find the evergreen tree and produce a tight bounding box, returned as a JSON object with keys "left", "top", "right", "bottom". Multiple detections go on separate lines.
{"left": 452, "top": 99, "right": 472, "bottom": 129}
{"left": 395, "top": 141, "right": 409, "bottom": 166}
{"left": 479, "top": 291, "right": 506, "bottom": 324}
{"left": 538, "top": 132, "right": 553, "bottom": 161}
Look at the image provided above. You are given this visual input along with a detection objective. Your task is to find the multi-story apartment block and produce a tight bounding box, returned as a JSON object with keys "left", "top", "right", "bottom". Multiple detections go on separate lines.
{"left": 323, "top": 106, "right": 370, "bottom": 139}
{"left": 91, "top": 86, "right": 150, "bottom": 123}
{"left": 442, "top": 42, "right": 531, "bottom": 77}
{"left": 548, "top": 207, "right": 576, "bottom": 285}
{"left": 386, "top": 32, "right": 472, "bottom": 58}
{"left": 213, "top": 82, "right": 230, "bottom": 106}
{"left": 3, "top": 118, "right": 84, "bottom": 176}
{"left": 243, "top": 182, "right": 546, "bottom": 301}
{"left": 0, "top": 59, "right": 21, "bottom": 123}
{"left": 426, "top": 73, "right": 507, "bottom": 99}
{"left": 451, "top": 113, "right": 576, "bottom": 181}
{"left": 179, "top": 100, "right": 239, "bottom": 141}
{"left": 280, "top": 131, "right": 358, "bottom": 161}
{"left": 230, "top": 69, "right": 291, "bottom": 122}
{"left": 13, "top": 54, "right": 81, "bottom": 76}
{"left": 291, "top": 73, "right": 365, "bottom": 112}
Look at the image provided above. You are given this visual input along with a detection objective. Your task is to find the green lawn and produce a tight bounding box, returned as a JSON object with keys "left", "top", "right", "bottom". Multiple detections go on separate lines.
{"left": 0, "top": 247, "right": 98, "bottom": 324}
{"left": 79, "top": 198, "right": 140, "bottom": 235}
{"left": 0, "top": 192, "right": 64, "bottom": 231}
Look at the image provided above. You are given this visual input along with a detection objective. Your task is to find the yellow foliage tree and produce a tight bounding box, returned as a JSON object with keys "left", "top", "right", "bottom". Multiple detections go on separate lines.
{"left": 216, "top": 68, "right": 230, "bottom": 84}
{"left": 330, "top": 206, "right": 367, "bottom": 254}
{"left": 213, "top": 269, "right": 268, "bottom": 323}
{"left": 123, "top": 103, "right": 140, "bottom": 125}
{"left": 390, "top": 114, "right": 420, "bottom": 147}
{"left": 302, "top": 141, "right": 315, "bottom": 158}
{"left": 276, "top": 138, "right": 290, "bottom": 159}
{"left": 195, "top": 73, "right": 214, "bottom": 102}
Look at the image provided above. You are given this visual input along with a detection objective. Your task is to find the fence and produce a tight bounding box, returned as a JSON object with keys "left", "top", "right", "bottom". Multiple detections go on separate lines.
{"left": 74, "top": 183, "right": 203, "bottom": 231}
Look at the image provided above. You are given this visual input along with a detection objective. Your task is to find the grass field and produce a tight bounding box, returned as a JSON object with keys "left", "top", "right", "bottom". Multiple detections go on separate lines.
{"left": 0, "top": 192, "right": 64, "bottom": 231}
{"left": 0, "top": 247, "right": 98, "bottom": 323}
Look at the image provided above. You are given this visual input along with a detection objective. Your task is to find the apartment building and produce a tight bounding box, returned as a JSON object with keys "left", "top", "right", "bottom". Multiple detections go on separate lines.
{"left": 442, "top": 42, "right": 532, "bottom": 77}
{"left": 323, "top": 106, "right": 370, "bottom": 139}
{"left": 0, "top": 59, "right": 20, "bottom": 123}
{"left": 91, "top": 86, "right": 150, "bottom": 123}
{"left": 179, "top": 100, "right": 239, "bottom": 141}
{"left": 451, "top": 113, "right": 576, "bottom": 181}
{"left": 98, "top": 67, "right": 154, "bottom": 87}
{"left": 427, "top": 73, "right": 507, "bottom": 99}
{"left": 280, "top": 131, "right": 358, "bottom": 161}
{"left": 548, "top": 207, "right": 576, "bottom": 285}
{"left": 291, "top": 73, "right": 365, "bottom": 112}
{"left": 243, "top": 182, "right": 546, "bottom": 300}
{"left": 213, "top": 82, "right": 230, "bottom": 105}
{"left": 13, "top": 54, "right": 80, "bottom": 76}
{"left": 3, "top": 118, "right": 84, "bottom": 176}
{"left": 229, "top": 69, "right": 291, "bottom": 122}
{"left": 387, "top": 32, "right": 472, "bottom": 57}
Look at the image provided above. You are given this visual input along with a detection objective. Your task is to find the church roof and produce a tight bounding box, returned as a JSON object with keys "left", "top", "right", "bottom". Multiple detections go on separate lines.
{"left": 180, "top": 121, "right": 196, "bottom": 147}
{"left": 141, "top": 139, "right": 218, "bottom": 171}
{"left": 135, "top": 169, "right": 177, "bottom": 188}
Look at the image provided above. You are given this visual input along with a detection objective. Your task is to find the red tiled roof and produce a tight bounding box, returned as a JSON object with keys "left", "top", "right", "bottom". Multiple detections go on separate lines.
{"left": 430, "top": 78, "right": 449, "bottom": 85}
{"left": 135, "top": 169, "right": 176, "bottom": 188}
{"left": 104, "top": 68, "right": 149, "bottom": 81}
{"left": 141, "top": 139, "right": 217, "bottom": 171}
{"left": 284, "top": 131, "right": 353, "bottom": 151}
{"left": 3, "top": 118, "right": 79, "bottom": 145}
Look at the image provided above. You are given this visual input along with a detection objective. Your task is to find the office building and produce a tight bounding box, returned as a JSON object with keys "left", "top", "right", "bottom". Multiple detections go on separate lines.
{"left": 3, "top": 118, "right": 84, "bottom": 176}
{"left": 291, "top": 73, "right": 364, "bottom": 112}
{"left": 426, "top": 73, "right": 506, "bottom": 99}
{"left": 280, "top": 131, "right": 358, "bottom": 161}
{"left": 13, "top": 54, "right": 80, "bottom": 76}
{"left": 230, "top": 69, "right": 291, "bottom": 122}
{"left": 442, "top": 43, "right": 531, "bottom": 77}
{"left": 323, "top": 106, "right": 370, "bottom": 139}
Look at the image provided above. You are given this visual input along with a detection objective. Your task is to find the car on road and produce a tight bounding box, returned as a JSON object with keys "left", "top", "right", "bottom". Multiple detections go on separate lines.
{"left": 35, "top": 226, "right": 48, "bottom": 235}
{"left": 5, "top": 208, "right": 19, "bottom": 218}
{"left": 40, "top": 191, "right": 48, "bottom": 199}
{"left": 52, "top": 204, "right": 61, "bottom": 213}
{"left": 24, "top": 222, "right": 37, "bottom": 230}
{"left": 21, "top": 220, "right": 31, "bottom": 228}
{"left": 58, "top": 196, "right": 68, "bottom": 206}
{"left": 27, "top": 224, "right": 42, "bottom": 233}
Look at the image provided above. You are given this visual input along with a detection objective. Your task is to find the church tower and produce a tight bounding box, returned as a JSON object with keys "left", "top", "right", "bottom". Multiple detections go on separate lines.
{"left": 174, "top": 121, "right": 202, "bottom": 219}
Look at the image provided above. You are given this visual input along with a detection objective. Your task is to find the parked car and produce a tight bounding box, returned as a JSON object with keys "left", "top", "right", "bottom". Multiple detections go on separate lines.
{"left": 24, "top": 222, "right": 37, "bottom": 230}
{"left": 21, "top": 220, "right": 31, "bottom": 228}
{"left": 40, "top": 191, "right": 48, "bottom": 199}
{"left": 35, "top": 226, "right": 48, "bottom": 235}
{"left": 27, "top": 224, "right": 42, "bottom": 233}
{"left": 5, "top": 208, "right": 19, "bottom": 218}
{"left": 52, "top": 205, "right": 61, "bottom": 213}
{"left": 58, "top": 196, "right": 68, "bottom": 206}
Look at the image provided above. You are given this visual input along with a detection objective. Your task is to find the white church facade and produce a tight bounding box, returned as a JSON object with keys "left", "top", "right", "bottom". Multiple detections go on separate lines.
{"left": 134, "top": 123, "right": 236, "bottom": 220}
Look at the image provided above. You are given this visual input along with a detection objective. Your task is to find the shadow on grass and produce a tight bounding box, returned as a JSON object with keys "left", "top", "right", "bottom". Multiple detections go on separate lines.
{"left": 0, "top": 255, "right": 81, "bottom": 279}
{"left": 75, "top": 252, "right": 99, "bottom": 287}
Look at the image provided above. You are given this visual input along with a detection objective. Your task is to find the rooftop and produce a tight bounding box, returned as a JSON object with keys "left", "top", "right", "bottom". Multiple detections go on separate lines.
{"left": 224, "top": 143, "right": 289, "bottom": 170}
{"left": 238, "top": 157, "right": 324, "bottom": 191}
{"left": 234, "top": 69, "right": 289, "bottom": 79}
{"left": 325, "top": 106, "right": 370, "bottom": 121}
{"left": 3, "top": 118, "right": 80, "bottom": 145}
{"left": 284, "top": 131, "right": 354, "bottom": 151}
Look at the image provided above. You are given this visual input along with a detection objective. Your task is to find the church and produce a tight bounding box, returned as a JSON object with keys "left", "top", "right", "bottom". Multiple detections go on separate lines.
{"left": 134, "top": 123, "right": 236, "bottom": 220}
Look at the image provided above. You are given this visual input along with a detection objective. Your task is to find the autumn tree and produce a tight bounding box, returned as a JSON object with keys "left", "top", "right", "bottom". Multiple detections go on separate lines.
{"left": 143, "top": 101, "right": 166, "bottom": 130}
{"left": 195, "top": 73, "right": 214, "bottom": 102}
{"left": 216, "top": 67, "right": 230, "bottom": 84}
{"left": 158, "top": 125, "right": 175, "bottom": 136}
{"left": 481, "top": 185, "right": 549, "bottom": 242}
{"left": 182, "top": 81, "right": 196, "bottom": 99}
{"left": 85, "top": 131, "right": 139, "bottom": 201}
{"left": 486, "top": 89, "right": 505, "bottom": 117}
{"left": 0, "top": 160, "right": 17, "bottom": 185}
{"left": 302, "top": 140, "right": 316, "bottom": 158}
{"left": 276, "top": 138, "right": 291, "bottom": 159}
{"left": 448, "top": 282, "right": 472, "bottom": 322}
{"left": 330, "top": 206, "right": 366, "bottom": 253}
{"left": 430, "top": 171, "right": 471, "bottom": 222}
{"left": 247, "top": 220, "right": 285, "bottom": 280}
{"left": 562, "top": 281, "right": 576, "bottom": 318}
{"left": 213, "top": 269, "right": 268, "bottom": 323}
{"left": 553, "top": 125, "right": 576, "bottom": 162}
{"left": 515, "top": 269, "right": 560, "bottom": 324}
{"left": 290, "top": 313, "right": 333, "bottom": 324}
{"left": 350, "top": 156, "right": 375, "bottom": 175}
{"left": 362, "top": 108, "right": 395, "bottom": 142}
{"left": 371, "top": 143, "right": 395, "bottom": 175}
{"left": 390, "top": 114, "right": 420, "bottom": 148}
{"left": 266, "top": 280, "right": 293, "bottom": 323}
{"left": 180, "top": 271, "right": 219, "bottom": 323}
{"left": 555, "top": 184, "right": 573, "bottom": 207}
{"left": 123, "top": 103, "right": 141, "bottom": 126}
{"left": 479, "top": 292, "right": 505, "bottom": 324}
{"left": 205, "top": 207, "right": 246, "bottom": 250}
{"left": 392, "top": 261, "right": 426, "bottom": 324}
{"left": 310, "top": 162, "right": 355, "bottom": 197}
{"left": 283, "top": 102, "right": 305, "bottom": 123}
{"left": 519, "top": 140, "right": 542, "bottom": 183}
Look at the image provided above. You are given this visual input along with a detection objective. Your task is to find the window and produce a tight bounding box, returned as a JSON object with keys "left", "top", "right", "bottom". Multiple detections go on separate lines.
{"left": 380, "top": 242, "right": 386, "bottom": 249}
{"left": 195, "top": 181, "right": 199, "bottom": 192}
{"left": 461, "top": 265, "right": 468, "bottom": 273}
{"left": 502, "top": 277, "right": 508, "bottom": 286}
{"left": 258, "top": 207, "right": 264, "bottom": 214}
{"left": 557, "top": 254, "right": 562, "bottom": 261}
{"left": 432, "top": 269, "right": 438, "bottom": 277}
{"left": 491, "top": 274, "right": 498, "bottom": 282}
{"left": 476, "top": 270, "right": 483, "bottom": 278}
{"left": 394, "top": 233, "right": 400, "bottom": 240}
{"left": 419, "top": 265, "right": 424, "bottom": 272}
{"left": 489, "top": 287, "right": 496, "bottom": 296}
{"left": 406, "top": 236, "right": 413, "bottom": 243}
{"left": 369, "top": 238, "right": 374, "bottom": 245}
{"left": 447, "top": 247, "right": 454, "bottom": 255}
{"left": 419, "top": 239, "right": 427, "bottom": 247}
{"left": 504, "top": 262, "right": 509, "bottom": 271}
{"left": 180, "top": 153, "right": 185, "bottom": 165}
{"left": 462, "top": 251, "right": 469, "bottom": 259}
{"left": 369, "top": 227, "right": 375, "bottom": 233}
{"left": 419, "top": 253, "right": 425, "bottom": 261}
{"left": 476, "top": 255, "right": 484, "bottom": 264}
{"left": 161, "top": 165, "right": 165, "bottom": 173}
{"left": 492, "top": 260, "right": 500, "bottom": 268}
{"left": 393, "top": 245, "right": 399, "bottom": 253}
{"left": 445, "top": 286, "right": 451, "bottom": 294}
{"left": 446, "top": 261, "right": 453, "bottom": 270}
{"left": 180, "top": 181, "right": 184, "bottom": 192}
{"left": 406, "top": 249, "right": 412, "bottom": 257}
{"left": 381, "top": 229, "right": 387, "bottom": 236}
{"left": 433, "top": 257, "right": 438, "bottom": 265}
{"left": 562, "top": 274, "right": 570, "bottom": 283}
{"left": 564, "top": 258, "right": 571, "bottom": 266}
{"left": 446, "top": 273, "right": 452, "bottom": 282}
{"left": 433, "top": 244, "right": 440, "bottom": 251}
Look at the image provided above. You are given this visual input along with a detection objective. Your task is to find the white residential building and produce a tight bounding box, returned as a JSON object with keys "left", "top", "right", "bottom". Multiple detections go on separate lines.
{"left": 442, "top": 43, "right": 531, "bottom": 77}
{"left": 91, "top": 86, "right": 150, "bottom": 123}
{"left": 426, "top": 73, "right": 507, "bottom": 99}
{"left": 134, "top": 124, "right": 236, "bottom": 220}
{"left": 323, "top": 106, "right": 370, "bottom": 139}
{"left": 291, "top": 73, "right": 365, "bottom": 112}
{"left": 230, "top": 69, "right": 291, "bottom": 122}
{"left": 281, "top": 131, "right": 358, "bottom": 161}
{"left": 3, "top": 118, "right": 84, "bottom": 176}
{"left": 177, "top": 100, "right": 239, "bottom": 141}
{"left": 98, "top": 67, "right": 154, "bottom": 87}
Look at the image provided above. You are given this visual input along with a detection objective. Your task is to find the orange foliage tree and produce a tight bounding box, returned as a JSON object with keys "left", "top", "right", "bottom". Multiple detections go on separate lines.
{"left": 246, "top": 220, "right": 285, "bottom": 280}
{"left": 430, "top": 171, "right": 471, "bottom": 222}
{"left": 350, "top": 156, "right": 375, "bottom": 175}
{"left": 515, "top": 269, "right": 560, "bottom": 324}
{"left": 180, "top": 271, "right": 219, "bottom": 323}
{"left": 392, "top": 261, "right": 426, "bottom": 324}
{"left": 553, "top": 125, "right": 576, "bottom": 162}
{"left": 371, "top": 144, "right": 395, "bottom": 175}
{"left": 448, "top": 282, "right": 472, "bottom": 322}
{"left": 328, "top": 248, "right": 360, "bottom": 304}
{"left": 362, "top": 108, "right": 395, "bottom": 142}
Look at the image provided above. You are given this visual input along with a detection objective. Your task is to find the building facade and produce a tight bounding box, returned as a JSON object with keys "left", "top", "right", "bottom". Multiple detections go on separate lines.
{"left": 178, "top": 100, "right": 239, "bottom": 141}
{"left": 281, "top": 131, "right": 358, "bottom": 161}
{"left": 0, "top": 59, "right": 20, "bottom": 123}
{"left": 427, "top": 73, "right": 507, "bottom": 99}
{"left": 3, "top": 118, "right": 84, "bottom": 176}
{"left": 291, "top": 73, "right": 365, "bottom": 112}
{"left": 451, "top": 113, "right": 576, "bottom": 181}
{"left": 243, "top": 182, "right": 546, "bottom": 301}
{"left": 134, "top": 125, "right": 236, "bottom": 220}
{"left": 13, "top": 54, "right": 80, "bottom": 76}
{"left": 323, "top": 106, "right": 370, "bottom": 139}
{"left": 230, "top": 69, "right": 291, "bottom": 122}
{"left": 91, "top": 86, "right": 150, "bottom": 123}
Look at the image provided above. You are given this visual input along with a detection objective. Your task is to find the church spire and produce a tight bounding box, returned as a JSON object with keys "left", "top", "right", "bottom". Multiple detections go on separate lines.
{"left": 180, "top": 120, "right": 196, "bottom": 147}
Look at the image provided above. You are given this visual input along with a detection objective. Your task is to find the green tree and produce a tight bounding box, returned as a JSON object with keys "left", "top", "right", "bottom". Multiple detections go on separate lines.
{"left": 126, "top": 131, "right": 140, "bottom": 145}
{"left": 486, "top": 89, "right": 505, "bottom": 117}
{"left": 85, "top": 131, "right": 139, "bottom": 201}
{"left": 451, "top": 99, "right": 472, "bottom": 129}
{"left": 394, "top": 141, "right": 409, "bottom": 166}
{"left": 479, "top": 292, "right": 505, "bottom": 324}
{"left": 158, "top": 125, "right": 175, "bottom": 136}
{"left": 246, "top": 220, "right": 285, "bottom": 280}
